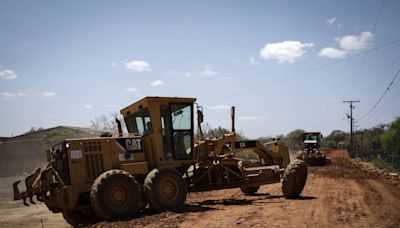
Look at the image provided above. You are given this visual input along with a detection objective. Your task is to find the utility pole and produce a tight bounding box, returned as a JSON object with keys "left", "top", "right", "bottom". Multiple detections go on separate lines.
{"left": 343, "top": 100, "right": 360, "bottom": 155}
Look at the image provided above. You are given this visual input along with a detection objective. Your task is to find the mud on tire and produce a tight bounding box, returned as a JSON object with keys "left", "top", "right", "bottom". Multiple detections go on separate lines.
{"left": 282, "top": 159, "right": 308, "bottom": 198}
{"left": 90, "top": 169, "right": 141, "bottom": 220}
{"left": 144, "top": 168, "right": 187, "bottom": 212}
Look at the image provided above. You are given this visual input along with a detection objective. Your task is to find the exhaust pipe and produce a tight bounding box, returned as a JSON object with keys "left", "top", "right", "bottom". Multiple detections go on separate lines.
{"left": 231, "top": 106, "right": 235, "bottom": 133}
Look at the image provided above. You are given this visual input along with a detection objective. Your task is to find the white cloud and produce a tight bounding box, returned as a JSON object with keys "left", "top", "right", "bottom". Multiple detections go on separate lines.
{"left": 168, "top": 71, "right": 193, "bottom": 78}
{"left": 209, "top": 105, "right": 230, "bottom": 110}
{"left": 216, "top": 76, "right": 234, "bottom": 81}
{"left": 17, "top": 92, "right": 27, "bottom": 97}
{"left": 259, "top": 41, "right": 314, "bottom": 63}
{"left": 239, "top": 116, "right": 259, "bottom": 121}
{"left": 0, "top": 91, "right": 27, "bottom": 101}
{"left": 336, "top": 31, "right": 374, "bottom": 51}
{"left": 201, "top": 68, "right": 218, "bottom": 77}
{"left": 319, "top": 31, "right": 374, "bottom": 59}
{"left": 326, "top": 17, "right": 336, "bottom": 25}
{"left": 111, "top": 62, "right": 117, "bottom": 67}
{"left": 126, "top": 87, "right": 139, "bottom": 92}
{"left": 149, "top": 80, "right": 164, "bottom": 87}
{"left": 248, "top": 56, "right": 257, "bottom": 65}
{"left": 125, "top": 60, "right": 151, "bottom": 72}
{"left": 318, "top": 47, "right": 347, "bottom": 59}
{"left": 1, "top": 92, "right": 17, "bottom": 100}
{"left": 0, "top": 69, "right": 18, "bottom": 80}
{"left": 84, "top": 104, "right": 94, "bottom": 109}
{"left": 41, "top": 91, "right": 56, "bottom": 97}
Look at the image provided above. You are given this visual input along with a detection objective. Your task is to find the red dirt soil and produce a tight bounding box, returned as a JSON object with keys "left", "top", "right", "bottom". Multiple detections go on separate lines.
{"left": 90, "top": 149, "right": 400, "bottom": 228}
{"left": 1, "top": 149, "right": 399, "bottom": 227}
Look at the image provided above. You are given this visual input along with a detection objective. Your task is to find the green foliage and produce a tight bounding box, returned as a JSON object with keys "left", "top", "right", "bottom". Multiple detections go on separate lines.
{"left": 43, "top": 128, "right": 85, "bottom": 149}
{"left": 381, "top": 117, "right": 400, "bottom": 156}
{"left": 280, "top": 129, "right": 305, "bottom": 150}
{"left": 234, "top": 149, "right": 260, "bottom": 162}
{"left": 355, "top": 124, "right": 386, "bottom": 159}
{"left": 25, "top": 127, "right": 44, "bottom": 134}
{"left": 321, "top": 130, "right": 347, "bottom": 148}
{"left": 202, "top": 123, "right": 247, "bottom": 140}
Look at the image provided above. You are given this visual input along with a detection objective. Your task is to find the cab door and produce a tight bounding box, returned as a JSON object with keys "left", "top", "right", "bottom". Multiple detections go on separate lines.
{"left": 160, "top": 103, "right": 193, "bottom": 160}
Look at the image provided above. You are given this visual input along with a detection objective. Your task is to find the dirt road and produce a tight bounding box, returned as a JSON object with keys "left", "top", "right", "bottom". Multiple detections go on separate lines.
{"left": 1, "top": 149, "right": 400, "bottom": 228}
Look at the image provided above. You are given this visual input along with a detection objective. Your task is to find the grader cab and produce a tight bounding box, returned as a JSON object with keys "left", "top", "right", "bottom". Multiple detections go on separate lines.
{"left": 13, "top": 96, "right": 308, "bottom": 226}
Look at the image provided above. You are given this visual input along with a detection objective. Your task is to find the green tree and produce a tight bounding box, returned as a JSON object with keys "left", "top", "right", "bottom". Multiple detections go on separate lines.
{"left": 202, "top": 123, "right": 247, "bottom": 140}
{"left": 25, "top": 127, "right": 44, "bottom": 134}
{"left": 322, "top": 130, "right": 347, "bottom": 148}
{"left": 282, "top": 129, "right": 305, "bottom": 150}
{"left": 381, "top": 117, "right": 400, "bottom": 158}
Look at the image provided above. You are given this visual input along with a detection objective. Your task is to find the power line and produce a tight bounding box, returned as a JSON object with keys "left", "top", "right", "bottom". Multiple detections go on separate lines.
{"left": 372, "top": 0, "right": 385, "bottom": 33}
{"left": 371, "top": 49, "right": 400, "bottom": 94}
{"left": 358, "top": 67, "right": 400, "bottom": 120}
{"left": 347, "top": 0, "right": 385, "bottom": 97}
{"left": 204, "top": 38, "right": 400, "bottom": 105}
{"left": 366, "top": 81, "right": 400, "bottom": 122}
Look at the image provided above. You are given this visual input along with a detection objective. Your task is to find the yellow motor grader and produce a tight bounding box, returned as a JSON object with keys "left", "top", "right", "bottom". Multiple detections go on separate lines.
{"left": 13, "top": 96, "right": 308, "bottom": 226}
{"left": 296, "top": 132, "right": 330, "bottom": 166}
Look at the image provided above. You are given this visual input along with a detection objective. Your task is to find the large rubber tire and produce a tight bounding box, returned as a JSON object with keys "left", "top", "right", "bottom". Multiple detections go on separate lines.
{"left": 90, "top": 169, "right": 141, "bottom": 220}
{"left": 240, "top": 186, "right": 260, "bottom": 195}
{"left": 62, "top": 210, "right": 96, "bottom": 227}
{"left": 282, "top": 159, "right": 308, "bottom": 199}
{"left": 144, "top": 168, "right": 187, "bottom": 212}
{"left": 237, "top": 161, "right": 260, "bottom": 195}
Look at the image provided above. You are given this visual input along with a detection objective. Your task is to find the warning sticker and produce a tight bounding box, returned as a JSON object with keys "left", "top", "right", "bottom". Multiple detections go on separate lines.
{"left": 70, "top": 150, "right": 82, "bottom": 159}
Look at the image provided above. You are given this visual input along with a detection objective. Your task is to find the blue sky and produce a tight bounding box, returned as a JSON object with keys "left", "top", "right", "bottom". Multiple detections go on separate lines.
{"left": 1, "top": 0, "right": 400, "bottom": 138}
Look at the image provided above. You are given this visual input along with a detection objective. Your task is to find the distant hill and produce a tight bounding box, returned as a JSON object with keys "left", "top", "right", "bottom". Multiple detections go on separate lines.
{"left": 0, "top": 126, "right": 105, "bottom": 177}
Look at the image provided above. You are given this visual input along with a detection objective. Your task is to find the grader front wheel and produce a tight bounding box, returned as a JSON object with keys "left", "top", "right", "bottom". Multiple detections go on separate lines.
{"left": 144, "top": 168, "right": 187, "bottom": 212}
{"left": 90, "top": 169, "right": 141, "bottom": 220}
{"left": 282, "top": 159, "right": 308, "bottom": 198}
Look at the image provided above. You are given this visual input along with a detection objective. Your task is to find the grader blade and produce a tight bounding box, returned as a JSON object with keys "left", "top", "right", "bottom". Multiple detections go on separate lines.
{"left": 13, "top": 180, "right": 30, "bottom": 206}
{"left": 13, "top": 167, "right": 42, "bottom": 206}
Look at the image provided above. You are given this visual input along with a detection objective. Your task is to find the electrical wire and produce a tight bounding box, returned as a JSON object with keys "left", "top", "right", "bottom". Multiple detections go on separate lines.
{"left": 367, "top": 80, "right": 400, "bottom": 120}
{"left": 204, "top": 38, "right": 400, "bottom": 106}
{"left": 358, "top": 67, "right": 400, "bottom": 120}
{"left": 347, "top": 0, "right": 385, "bottom": 97}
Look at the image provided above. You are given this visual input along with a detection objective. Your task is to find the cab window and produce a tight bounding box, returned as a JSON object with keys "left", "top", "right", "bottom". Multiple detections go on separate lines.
{"left": 124, "top": 108, "right": 152, "bottom": 136}
{"left": 170, "top": 103, "right": 193, "bottom": 160}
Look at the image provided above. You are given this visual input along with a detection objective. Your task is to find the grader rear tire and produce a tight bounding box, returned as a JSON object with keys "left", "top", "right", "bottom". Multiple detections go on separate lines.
{"left": 144, "top": 168, "right": 187, "bottom": 212}
{"left": 90, "top": 169, "right": 141, "bottom": 220}
{"left": 282, "top": 159, "right": 308, "bottom": 199}
{"left": 62, "top": 210, "right": 80, "bottom": 227}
